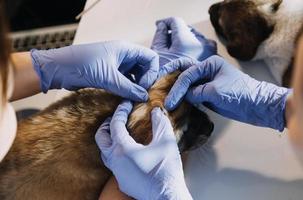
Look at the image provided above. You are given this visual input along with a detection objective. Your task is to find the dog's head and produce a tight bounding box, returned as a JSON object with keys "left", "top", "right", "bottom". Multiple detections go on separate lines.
{"left": 209, "top": 0, "right": 283, "bottom": 61}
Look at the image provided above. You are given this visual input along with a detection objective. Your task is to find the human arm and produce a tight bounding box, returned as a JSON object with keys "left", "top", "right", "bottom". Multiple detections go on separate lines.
{"left": 151, "top": 17, "right": 217, "bottom": 66}
{"left": 95, "top": 101, "right": 192, "bottom": 200}
{"left": 11, "top": 41, "right": 159, "bottom": 102}
{"left": 99, "top": 177, "right": 133, "bottom": 200}
{"left": 287, "top": 34, "right": 303, "bottom": 164}
{"left": 99, "top": 151, "right": 190, "bottom": 200}
{"left": 164, "top": 55, "right": 291, "bottom": 131}
{"left": 10, "top": 52, "right": 41, "bottom": 101}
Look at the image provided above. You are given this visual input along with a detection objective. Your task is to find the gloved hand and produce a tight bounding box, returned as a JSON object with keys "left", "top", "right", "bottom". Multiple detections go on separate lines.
{"left": 95, "top": 101, "right": 193, "bottom": 200}
{"left": 31, "top": 41, "right": 159, "bottom": 102}
{"left": 151, "top": 17, "right": 217, "bottom": 66}
{"left": 164, "top": 55, "right": 291, "bottom": 131}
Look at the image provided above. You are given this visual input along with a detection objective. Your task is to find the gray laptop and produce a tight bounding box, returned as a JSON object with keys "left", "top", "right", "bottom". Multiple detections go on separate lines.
{"left": 6, "top": 0, "right": 86, "bottom": 52}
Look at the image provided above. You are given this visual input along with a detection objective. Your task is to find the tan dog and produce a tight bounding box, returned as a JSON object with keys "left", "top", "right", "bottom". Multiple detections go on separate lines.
{"left": 0, "top": 71, "right": 213, "bottom": 200}
{"left": 209, "top": 0, "right": 303, "bottom": 86}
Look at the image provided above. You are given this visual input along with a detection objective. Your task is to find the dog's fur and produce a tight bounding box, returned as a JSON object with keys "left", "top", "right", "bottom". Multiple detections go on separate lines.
{"left": 0, "top": 71, "right": 213, "bottom": 200}
{"left": 209, "top": 0, "right": 303, "bottom": 86}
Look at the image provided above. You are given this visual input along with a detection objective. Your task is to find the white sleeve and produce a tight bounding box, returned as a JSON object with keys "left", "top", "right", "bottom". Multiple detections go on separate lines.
{"left": 0, "top": 63, "right": 17, "bottom": 162}
{"left": 0, "top": 103, "right": 17, "bottom": 162}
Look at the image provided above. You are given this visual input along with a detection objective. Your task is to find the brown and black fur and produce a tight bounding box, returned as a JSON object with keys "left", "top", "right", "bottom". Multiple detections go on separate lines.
{"left": 209, "top": 0, "right": 303, "bottom": 87}
{"left": 282, "top": 24, "right": 303, "bottom": 86}
{"left": 0, "top": 71, "right": 213, "bottom": 200}
{"left": 209, "top": 0, "right": 276, "bottom": 61}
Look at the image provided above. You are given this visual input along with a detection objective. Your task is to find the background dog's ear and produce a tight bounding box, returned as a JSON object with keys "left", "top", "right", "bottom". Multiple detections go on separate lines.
{"left": 271, "top": 0, "right": 283, "bottom": 12}
{"left": 226, "top": 40, "right": 259, "bottom": 61}
{"left": 260, "top": 0, "right": 282, "bottom": 13}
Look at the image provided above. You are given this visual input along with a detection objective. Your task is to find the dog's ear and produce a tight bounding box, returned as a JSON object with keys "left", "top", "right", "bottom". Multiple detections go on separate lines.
{"left": 259, "top": 0, "right": 282, "bottom": 13}
{"left": 271, "top": 0, "right": 283, "bottom": 12}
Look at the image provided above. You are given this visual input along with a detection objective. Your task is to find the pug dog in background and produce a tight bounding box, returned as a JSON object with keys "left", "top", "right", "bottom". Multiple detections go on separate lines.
{"left": 209, "top": 0, "right": 303, "bottom": 87}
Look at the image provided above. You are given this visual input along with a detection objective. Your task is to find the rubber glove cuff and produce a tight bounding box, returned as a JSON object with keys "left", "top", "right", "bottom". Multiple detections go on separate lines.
{"left": 31, "top": 48, "right": 78, "bottom": 93}
{"left": 274, "top": 88, "right": 293, "bottom": 131}
{"left": 247, "top": 82, "right": 291, "bottom": 132}
{"left": 31, "top": 49, "right": 52, "bottom": 93}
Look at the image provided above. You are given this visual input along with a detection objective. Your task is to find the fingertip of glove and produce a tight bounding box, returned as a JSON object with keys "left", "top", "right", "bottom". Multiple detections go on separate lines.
{"left": 151, "top": 107, "right": 162, "bottom": 115}
{"left": 95, "top": 131, "right": 106, "bottom": 147}
{"left": 190, "top": 27, "right": 205, "bottom": 37}
{"left": 155, "top": 19, "right": 162, "bottom": 25}
{"left": 103, "top": 117, "right": 112, "bottom": 124}
{"left": 118, "top": 100, "right": 134, "bottom": 111}
{"left": 170, "top": 16, "right": 184, "bottom": 23}
{"left": 138, "top": 70, "right": 158, "bottom": 90}
{"left": 144, "top": 93, "right": 149, "bottom": 102}
{"left": 164, "top": 98, "right": 175, "bottom": 111}
{"left": 156, "top": 17, "right": 184, "bottom": 28}
{"left": 111, "top": 101, "right": 133, "bottom": 125}
{"left": 95, "top": 131, "right": 102, "bottom": 141}
{"left": 139, "top": 91, "right": 149, "bottom": 102}
{"left": 156, "top": 17, "right": 170, "bottom": 24}
{"left": 184, "top": 90, "right": 197, "bottom": 105}
{"left": 95, "top": 130, "right": 112, "bottom": 154}
{"left": 96, "top": 118, "right": 111, "bottom": 135}
{"left": 206, "top": 40, "right": 218, "bottom": 52}
{"left": 155, "top": 20, "right": 167, "bottom": 29}
{"left": 158, "top": 69, "right": 167, "bottom": 79}
{"left": 208, "top": 39, "right": 217, "bottom": 47}
{"left": 131, "top": 84, "right": 149, "bottom": 102}
{"left": 151, "top": 107, "right": 169, "bottom": 126}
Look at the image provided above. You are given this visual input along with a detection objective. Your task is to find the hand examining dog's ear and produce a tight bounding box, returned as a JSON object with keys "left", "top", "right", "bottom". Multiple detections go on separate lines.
{"left": 151, "top": 17, "right": 217, "bottom": 66}
{"left": 164, "top": 55, "right": 291, "bottom": 131}
{"left": 31, "top": 41, "right": 159, "bottom": 102}
{"left": 95, "top": 100, "right": 193, "bottom": 200}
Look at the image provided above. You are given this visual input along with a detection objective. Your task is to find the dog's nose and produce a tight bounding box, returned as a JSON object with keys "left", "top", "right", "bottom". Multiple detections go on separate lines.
{"left": 209, "top": 2, "right": 222, "bottom": 16}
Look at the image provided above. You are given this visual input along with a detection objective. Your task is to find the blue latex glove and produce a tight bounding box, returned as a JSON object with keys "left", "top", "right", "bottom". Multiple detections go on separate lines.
{"left": 95, "top": 101, "right": 193, "bottom": 200}
{"left": 31, "top": 41, "right": 159, "bottom": 102}
{"left": 151, "top": 17, "right": 217, "bottom": 66}
{"left": 164, "top": 55, "right": 291, "bottom": 131}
